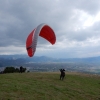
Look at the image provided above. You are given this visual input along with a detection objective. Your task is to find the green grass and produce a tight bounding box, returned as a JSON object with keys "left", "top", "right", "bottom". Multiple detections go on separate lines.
{"left": 0, "top": 72, "right": 100, "bottom": 100}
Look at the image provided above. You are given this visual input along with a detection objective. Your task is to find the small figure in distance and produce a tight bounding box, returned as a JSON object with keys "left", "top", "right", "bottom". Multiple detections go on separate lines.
{"left": 59, "top": 69, "right": 65, "bottom": 80}
{"left": 20, "top": 66, "right": 23, "bottom": 73}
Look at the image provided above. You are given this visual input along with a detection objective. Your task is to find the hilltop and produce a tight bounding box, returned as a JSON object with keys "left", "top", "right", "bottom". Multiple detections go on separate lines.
{"left": 0, "top": 72, "right": 100, "bottom": 100}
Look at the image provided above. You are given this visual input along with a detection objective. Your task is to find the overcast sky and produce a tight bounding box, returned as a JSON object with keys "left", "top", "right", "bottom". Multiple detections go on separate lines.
{"left": 0, "top": 0, "right": 100, "bottom": 58}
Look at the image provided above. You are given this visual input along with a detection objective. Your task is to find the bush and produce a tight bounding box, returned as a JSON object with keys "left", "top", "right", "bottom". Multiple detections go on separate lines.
{"left": 3, "top": 67, "right": 16, "bottom": 73}
{"left": 3, "top": 66, "right": 26, "bottom": 73}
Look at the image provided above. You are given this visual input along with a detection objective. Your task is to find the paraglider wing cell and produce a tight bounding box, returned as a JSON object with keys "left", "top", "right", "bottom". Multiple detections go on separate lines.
{"left": 26, "top": 29, "right": 36, "bottom": 57}
{"left": 39, "top": 25, "right": 56, "bottom": 45}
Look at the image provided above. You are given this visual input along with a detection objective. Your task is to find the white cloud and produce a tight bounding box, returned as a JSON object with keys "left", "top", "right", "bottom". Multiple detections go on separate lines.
{"left": 0, "top": 0, "right": 100, "bottom": 58}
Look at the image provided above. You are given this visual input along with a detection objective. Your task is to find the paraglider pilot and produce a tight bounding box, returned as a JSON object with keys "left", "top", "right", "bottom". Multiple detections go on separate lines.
{"left": 59, "top": 69, "right": 65, "bottom": 80}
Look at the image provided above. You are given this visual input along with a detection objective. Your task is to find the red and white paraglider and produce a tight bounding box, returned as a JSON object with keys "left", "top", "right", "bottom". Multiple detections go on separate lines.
{"left": 26, "top": 23, "right": 56, "bottom": 57}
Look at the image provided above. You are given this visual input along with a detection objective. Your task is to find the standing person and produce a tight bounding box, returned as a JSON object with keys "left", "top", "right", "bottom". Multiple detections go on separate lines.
{"left": 59, "top": 69, "right": 65, "bottom": 80}
{"left": 20, "top": 66, "right": 23, "bottom": 73}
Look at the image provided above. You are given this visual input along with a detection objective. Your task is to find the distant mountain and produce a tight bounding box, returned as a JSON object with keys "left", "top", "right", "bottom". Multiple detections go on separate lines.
{"left": 0, "top": 55, "right": 100, "bottom": 67}
{"left": 0, "top": 55, "right": 100, "bottom": 74}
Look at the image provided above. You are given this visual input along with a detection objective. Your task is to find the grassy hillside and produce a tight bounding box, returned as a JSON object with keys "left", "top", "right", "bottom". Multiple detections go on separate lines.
{"left": 0, "top": 72, "right": 100, "bottom": 100}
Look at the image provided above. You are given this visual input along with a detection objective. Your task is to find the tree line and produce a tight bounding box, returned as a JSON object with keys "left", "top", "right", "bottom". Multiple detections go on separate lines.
{"left": 0, "top": 66, "right": 26, "bottom": 74}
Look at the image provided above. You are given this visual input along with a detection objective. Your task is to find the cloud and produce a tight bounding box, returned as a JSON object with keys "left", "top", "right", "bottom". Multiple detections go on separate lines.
{"left": 0, "top": 0, "right": 100, "bottom": 58}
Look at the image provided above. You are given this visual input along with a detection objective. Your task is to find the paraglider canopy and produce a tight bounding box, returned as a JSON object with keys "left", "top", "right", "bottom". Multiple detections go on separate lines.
{"left": 26, "top": 23, "right": 56, "bottom": 57}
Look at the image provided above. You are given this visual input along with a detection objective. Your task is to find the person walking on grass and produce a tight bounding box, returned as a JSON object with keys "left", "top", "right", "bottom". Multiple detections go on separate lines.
{"left": 59, "top": 69, "right": 65, "bottom": 80}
